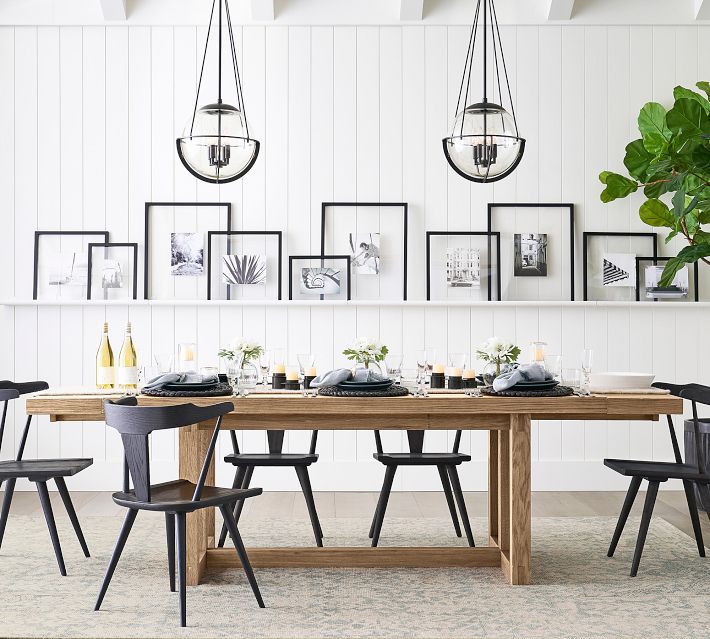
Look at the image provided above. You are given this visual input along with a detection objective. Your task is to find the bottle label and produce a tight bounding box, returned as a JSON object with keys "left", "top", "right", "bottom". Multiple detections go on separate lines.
{"left": 97, "top": 367, "right": 115, "bottom": 385}
{"left": 118, "top": 367, "right": 138, "bottom": 385}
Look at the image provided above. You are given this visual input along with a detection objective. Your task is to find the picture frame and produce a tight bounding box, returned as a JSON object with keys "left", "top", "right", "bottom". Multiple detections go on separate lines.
{"left": 206, "top": 231, "right": 283, "bottom": 300}
{"left": 144, "top": 202, "right": 232, "bottom": 300}
{"left": 582, "top": 232, "right": 657, "bottom": 301}
{"left": 288, "top": 255, "right": 352, "bottom": 301}
{"left": 33, "top": 230, "right": 110, "bottom": 300}
{"left": 86, "top": 242, "right": 139, "bottom": 300}
{"left": 320, "top": 202, "right": 408, "bottom": 301}
{"left": 425, "top": 231, "right": 501, "bottom": 301}
{"left": 487, "top": 203, "right": 575, "bottom": 301}
{"left": 635, "top": 255, "right": 699, "bottom": 302}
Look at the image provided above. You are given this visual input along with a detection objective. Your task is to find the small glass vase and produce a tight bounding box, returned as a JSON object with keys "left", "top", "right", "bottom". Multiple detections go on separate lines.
{"left": 239, "top": 361, "right": 260, "bottom": 395}
{"left": 482, "top": 361, "right": 509, "bottom": 386}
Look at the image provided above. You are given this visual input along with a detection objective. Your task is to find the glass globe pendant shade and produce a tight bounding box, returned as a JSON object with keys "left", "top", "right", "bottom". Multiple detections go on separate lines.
{"left": 443, "top": 102, "right": 525, "bottom": 183}
{"left": 176, "top": 102, "right": 260, "bottom": 184}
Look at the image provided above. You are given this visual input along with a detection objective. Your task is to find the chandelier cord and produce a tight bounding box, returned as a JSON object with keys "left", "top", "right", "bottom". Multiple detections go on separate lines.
{"left": 190, "top": 0, "right": 217, "bottom": 137}
{"left": 490, "top": 0, "right": 519, "bottom": 136}
{"left": 455, "top": 0, "right": 481, "bottom": 138}
{"left": 224, "top": 0, "right": 250, "bottom": 141}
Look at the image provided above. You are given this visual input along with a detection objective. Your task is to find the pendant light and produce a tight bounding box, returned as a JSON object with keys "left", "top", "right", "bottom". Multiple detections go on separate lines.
{"left": 443, "top": 0, "right": 525, "bottom": 183}
{"left": 176, "top": 0, "right": 259, "bottom": 184}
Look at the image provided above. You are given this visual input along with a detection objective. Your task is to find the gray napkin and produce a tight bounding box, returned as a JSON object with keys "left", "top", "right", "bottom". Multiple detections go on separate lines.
{"left": 310, "top": 368, "right": 388, "bottom": 388}
{"left": 492, "top": 362, "right": 550, "bottom": 392}
{"left": 142, "top": 373, "right": 219, "bottom": 391}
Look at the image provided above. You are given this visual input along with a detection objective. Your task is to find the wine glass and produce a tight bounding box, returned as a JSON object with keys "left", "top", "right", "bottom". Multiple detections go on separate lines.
{"left": 258, "top": 350, "right": 272, "bottom": 385}
{"left": 385, "top": 353, "right": 403, "bottom": 384}
{"left": 424, "top": 347, "right": 437, "bottom": 379}
{"left": 415, "top": 350, "right": 427, "bottom": 385}
{"left": 582, "top": 348, "right": 593, "bottom": 389}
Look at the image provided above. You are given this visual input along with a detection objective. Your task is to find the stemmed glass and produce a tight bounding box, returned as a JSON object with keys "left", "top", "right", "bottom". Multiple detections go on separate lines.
{"left": 258, "top": 350, "right": 272, "bottom": 385}
{"left": 415, "top": 350, "right": 427, "bottom": 386}
{"left": 582, "top": 348, "right": 593, "bottom": 390}
{"left": 297, "top": 353, "right": 316, "bottom": 378}
{"left": 424, "top": 347, "right": 436, "bottom": 379}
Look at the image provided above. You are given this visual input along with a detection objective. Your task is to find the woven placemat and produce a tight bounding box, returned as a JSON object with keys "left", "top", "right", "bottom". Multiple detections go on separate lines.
{"left": 141, "top": 382, "right": 234, "bottom": 397}
{"left": 318, "top": 385, "right": 409, "bottom": 398}
{"left": 480, "top": 385, "right": 574, "bottom": 398}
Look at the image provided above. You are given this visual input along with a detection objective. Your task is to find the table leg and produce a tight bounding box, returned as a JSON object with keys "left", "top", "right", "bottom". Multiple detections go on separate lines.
{"left": 507, "top": 413, "right": 531, "bottom": 585}
{"left": 497, "top": 428, "right": 510, "bottom": 554}
{"left": 488, "top": 430, "right": 499, "bottom": 545}
{"left": 179, "top": 424, "right": 215, "bottom": 586}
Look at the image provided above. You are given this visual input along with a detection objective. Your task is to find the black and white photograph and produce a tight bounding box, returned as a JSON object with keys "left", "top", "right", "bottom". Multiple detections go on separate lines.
{"left": 513, "top": 233, "right": 547, "bottom": 277}
{"left": 99, "top": 258, "right": 123, "bottom": 289}
{"left": 644, "top": 264, "right": 689, "bottom": 298}
{"left": 446, "top": 247, "right": 480, "bottom": 288}
{"left": 349, "top": 233, "right": 380, "bottom": 275}
{"left": 170, "top": 232, "right": 204, "bottom": 276}
{"left": 300, "top": 267, "right": 341, "bottom": 295}
{"left": 602, "top": 252, "right": 635, "bottom": 287}
{"left": 48, "top": 252, "right": 88, "bottom": 287}
{"left": 222, "top": 254, "right": 266, "bottom": 285}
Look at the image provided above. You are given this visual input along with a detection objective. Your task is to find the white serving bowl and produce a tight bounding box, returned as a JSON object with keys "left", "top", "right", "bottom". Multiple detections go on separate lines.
{"left": 589, "top": 372, "right": 655, "bottom": 390}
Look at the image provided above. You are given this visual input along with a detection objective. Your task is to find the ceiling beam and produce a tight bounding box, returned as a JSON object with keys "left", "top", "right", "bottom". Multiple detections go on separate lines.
{"left": 547, "top": 0, "right": 575, "bottom": 20}
{"left": 400, "top": 0, "right": 424, "bottom": 21}
{"left": 98, "top": 0, "right": 126, "bottom": 21}
{"left": 695, "top": 0, "right": 710, "bottom": 19}
{"left": 250, "top": 0, "right": 275, "bottom": 21}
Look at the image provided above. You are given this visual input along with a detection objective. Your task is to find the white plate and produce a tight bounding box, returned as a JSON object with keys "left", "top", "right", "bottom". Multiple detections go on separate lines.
{"left": 589, "top": 372, "right": 655, "bottom": 390}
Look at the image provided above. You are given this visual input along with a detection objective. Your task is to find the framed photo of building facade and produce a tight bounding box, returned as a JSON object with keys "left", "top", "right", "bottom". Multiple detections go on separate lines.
{"left": 86, "top": 242, "right": 138, "bottom": 300}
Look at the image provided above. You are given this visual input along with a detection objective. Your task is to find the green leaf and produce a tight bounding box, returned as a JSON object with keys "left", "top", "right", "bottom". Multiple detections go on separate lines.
{"left": 672, "top": 188, "right": 687, "bottom": 219}
{"left": 674, "top": 85, "right": 710, "bottom": 114}
{"left": 643, "top": 175, "right": 670, "bottom": 199}
{"left": 675, "top": 242, "right": 710, "bottom": 263}
{"left": 697, "top": 81, "right": 710, "bottom": 100}
{"left": 599, "top": 171, "right": 638, "bottom": 202}
{"left": 638, "top": 102, "right": 672, "bottom": 154}
{"left": 639, "top": 199, "right": 674, "bottom": 227}
{"left": 691, "top": 143, "right": 710, "bottom": 173}
{"left": 658, "top": 258, "right": 686, "bottom": 287}
{"left": 699, "top": 209, "right": 710, "bottom": 224}
{"left": 623, "top": 139, "right": 653, "bottom": 181}
{"left": 665, "top": 229, "right": 679, "bottom": 244}
{"left": 666, "top": 98, "right": 709, "bottom": 145}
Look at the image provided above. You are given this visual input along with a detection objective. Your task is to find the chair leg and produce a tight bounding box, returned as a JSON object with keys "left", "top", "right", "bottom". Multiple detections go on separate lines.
{"left": 295, "top": 466, "right": 323, "bottom": 547}
{"left": 54, "top": 477, "right": 90, "bottom": 558}
{"left": 218, "top": 466, "right": 247, "bottom": 548}
{"left": 219, "top": 504, "right": 265, "bottom": 608}
{"left": 234, "top": 466, "right": 254, "bottom": 525}
{"left": 630, "top": 480, "right": 660, "bottom": 577}
{"left": 697, "top": 482, "right": 710, "bottom": 522}
{"left": 371, "top": 466, "right": 397, "bottom": 548}
{"left": 607, "top": 475, "right": 642, "bottom": 557}
{"left": 165, "top": 513, "right": 176, "bottom": 592}
{"left": 368, "top": 506, "right": 379, "bottom": 539}
{"left": 0, "top": 477, "right": 16, "bottom": 549}
{"left": 94, "top": 509, "right": 138, "bottom": 611}
{"left": 35, "top": 480, "right": 67, "bottom": 576}
{"left": 682, "top": 479, "right": 705, "bottom": 558}
{"left": 447, "top": 465, "right": 475, "bottom": 547}
{"left": 176, "top": 512, "right": 187, "bottom": 627}
{"left": 437, "top": 464, "right": 462, "bottom": 538}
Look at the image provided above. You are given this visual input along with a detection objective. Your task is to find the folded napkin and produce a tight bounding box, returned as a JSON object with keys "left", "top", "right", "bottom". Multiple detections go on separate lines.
{"left": 492, "top": 362, "right": 551, "bottom": 392}
{"left": 310, "top": 368, "right": 388, "bottom": 388}
{"left": 141, "top": 373, "right": 219, "bottom": 391}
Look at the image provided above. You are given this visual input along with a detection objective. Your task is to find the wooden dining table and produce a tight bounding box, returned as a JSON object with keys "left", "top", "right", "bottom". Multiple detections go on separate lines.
{"left": 26, "top": 391, "right": 682, "bottom": 587}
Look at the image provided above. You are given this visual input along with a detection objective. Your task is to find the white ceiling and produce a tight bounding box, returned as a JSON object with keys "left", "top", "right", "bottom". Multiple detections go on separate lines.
{"left": 0, "top": 0, "right": 707, "bottom": 26}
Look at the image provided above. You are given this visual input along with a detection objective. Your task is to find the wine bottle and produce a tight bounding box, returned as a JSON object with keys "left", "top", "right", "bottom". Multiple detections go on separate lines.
{"left": 117, "top": 322, "right": 138, "bottom": 390}
{"left": 96, "top": 322, "right": 115, "bottom": 389}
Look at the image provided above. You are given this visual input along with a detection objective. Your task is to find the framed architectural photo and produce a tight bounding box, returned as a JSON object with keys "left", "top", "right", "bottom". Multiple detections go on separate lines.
{"left": 33, "top": 230, "right": 110, "bottom": 300}
{"left": 206, "top": 231, "right": 283, "bottom": 300}
{"left": 144, "top": 202, "right": 232, "bottom": 300}
{"left": 487, "top": 203, "right": 575, "bottom": 301}
{"left": 288, "top": 255, "right": 351, "bottom": 301}
{"left": 635, "top": 256, "right": 699, "bottom": 302}
{"left": 86, "top": 242, "right": 138, "bottom": 300}
{"left": 320, "top": 202, "right": 408, "bottom": 301}
{"left": 425, "top": 231, "right": 501, "bottom": 301}
{"left": 582, "top": 232, "right": 657, "bottom": 301}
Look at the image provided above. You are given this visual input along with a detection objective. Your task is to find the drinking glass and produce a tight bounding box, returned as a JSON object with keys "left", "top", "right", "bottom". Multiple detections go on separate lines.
{"left": 415, "top": 350, "right": 428, "bottom": 385}
{"left": 297, "top": 353, "right": 315, "bottom": 377}
{"left": 226, "top": 363, "right": 241, "bottom": 395}
{"left": 200, "top": 366, "right": 218, "bottom": 377}
{"left": 139, "top": 365, "right": 160, "bottom": 388}
{"left": 562, "top": 368, "right": 581, "bottom": 391}
{"left": 424, "top": 347, "right": 437, "bottom": 378}
{"left": 545, "top": 355, "right": 563, "bottom": 382}
{"left": 448, "top": 352, "right": 466, "bottom": 370}
{"left": 153, "top": 353, "right": 174, "bottom": 374}
{"left": 259, "top": 350, "right": 272, "bottom": 385}
{"left": 384, "top": 353, "right": 403, "bottom": 383}
{"left": 582, "top": 348, "right": 593, "bottom": 389}
{"left": 239, "top": 367, "right": 259, "bottom": 396}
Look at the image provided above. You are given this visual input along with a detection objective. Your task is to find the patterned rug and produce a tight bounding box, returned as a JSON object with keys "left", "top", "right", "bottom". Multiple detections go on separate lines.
{"left": 0, "top": 513, "right": 708, "bottom": 638}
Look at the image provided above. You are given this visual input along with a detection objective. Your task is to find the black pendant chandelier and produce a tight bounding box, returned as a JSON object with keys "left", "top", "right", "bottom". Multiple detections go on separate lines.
{"left": 443, "top": 0, "right": 525, "bottom": 183}
{"left": 176, "top": 0, "right": 259, "bottom": 184}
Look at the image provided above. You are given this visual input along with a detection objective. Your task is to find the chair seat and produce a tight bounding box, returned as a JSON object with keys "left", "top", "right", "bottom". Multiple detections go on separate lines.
{"left": 112, "top": 479, "right": 262, "bottom": 512}
{"left": 604, "top": 458, "right": 710, "bottom": 482}
{"left": 373, "top": 452, "right": 471, "bottom": 466}
{"left": 224, "top": 453, "right": 319, "bottom": 467}
{"left": 0, "top": 458, "right": 93, "bottom": 480}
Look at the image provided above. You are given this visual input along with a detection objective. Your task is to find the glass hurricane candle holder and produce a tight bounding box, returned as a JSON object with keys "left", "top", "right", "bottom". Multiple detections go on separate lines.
{"left": 178, "top": 342, "right": 197, "bottom": 372}
{"left": 529, "top": 341, "right": 547, "bottom": 364}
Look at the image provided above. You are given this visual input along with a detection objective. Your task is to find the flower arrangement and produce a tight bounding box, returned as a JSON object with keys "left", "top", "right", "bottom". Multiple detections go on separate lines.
{"left": 342, "top": 337, "right": 388, "bottom": 369}
{"left": 218, "top": 338, "right": 263, "bottom": 365}
{"left": 475, "top": 337, "right": 521, "bottom": 376}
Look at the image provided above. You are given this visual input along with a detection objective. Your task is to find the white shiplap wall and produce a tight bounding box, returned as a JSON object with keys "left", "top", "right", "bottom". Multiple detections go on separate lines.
{"left": 1, "top": 24, "right": 710, "bottom": 491}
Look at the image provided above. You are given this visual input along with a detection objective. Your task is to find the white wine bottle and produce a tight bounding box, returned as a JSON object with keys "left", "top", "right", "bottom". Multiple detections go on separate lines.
{"left": 117, "top": 322, "right": 138, "bottom": 390}
{"left": 96, "top": 322, "right": 115, "bottom": 389}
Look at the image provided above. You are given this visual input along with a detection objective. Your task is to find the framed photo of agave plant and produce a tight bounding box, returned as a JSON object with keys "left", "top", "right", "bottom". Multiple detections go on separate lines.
{"left": 207, "top": 231, "right": 283, "bottom": 300}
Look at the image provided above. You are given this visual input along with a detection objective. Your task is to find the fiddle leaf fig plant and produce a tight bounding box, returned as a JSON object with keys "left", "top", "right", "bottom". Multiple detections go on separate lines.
{"left": 599, "top": 82, "right": 710, "bottom": 286}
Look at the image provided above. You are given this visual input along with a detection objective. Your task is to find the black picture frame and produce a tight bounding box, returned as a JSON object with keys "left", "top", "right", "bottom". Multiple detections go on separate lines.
{"left": 320, "top": 202, "right": 408, "bottom": 300}
{"left": 582, "top": 232, "right": 657, "bottom": 301}
{"left": 206, "top": 231, "right": 283, "bottom": 300}
{"left": 487, "top": 202, "right": 575, "bottom": 301}
{"left": 425, "top": 231, "right": 501, "bottom": 301}
{"left": 33, "top": 230, "right": 110, "bottom": 300}
{"left": 288, "top": 255, "right": 352, "bottom": 301}
{"left": 144, "top": 202, "right": 232, "bottom": 299}
{"left": 86, "top": 242, "right": 139, "bottom": 300}
{"left": 635, "top": 255, "right": 699, "bottom": 302}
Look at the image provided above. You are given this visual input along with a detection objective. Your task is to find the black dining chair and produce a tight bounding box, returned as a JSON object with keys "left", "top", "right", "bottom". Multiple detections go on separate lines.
{"left": 0, "top": 380, "right": 92, "bottom": 575}
{"left": 605, "top": 382, "right": 710, "bottom": 576}
{"left": 95, "top": 397, "right": 265, "bottom": 627}
{"left": 218, "top": 429, "right": 323, "bottom": 547}
{"left": 369, "top": 429, "right": 475, "bottom": 547}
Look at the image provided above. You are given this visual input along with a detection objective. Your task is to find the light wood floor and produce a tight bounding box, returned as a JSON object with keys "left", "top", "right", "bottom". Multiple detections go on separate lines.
{"left": 2, "top": 489, "right": 708, "bottom": 549}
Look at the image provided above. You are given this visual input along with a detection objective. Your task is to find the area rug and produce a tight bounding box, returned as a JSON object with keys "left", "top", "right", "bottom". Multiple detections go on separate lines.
{"left": 0, "top": 513, "right": 708, "bottom": 638}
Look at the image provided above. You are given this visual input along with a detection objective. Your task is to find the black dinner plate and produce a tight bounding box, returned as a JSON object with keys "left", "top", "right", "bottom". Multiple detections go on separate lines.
{"left": 163, "top": 382, "right": 220, "bottom": 391}
{"left": 339, "top": 380, "right": 393, "bottom": 390}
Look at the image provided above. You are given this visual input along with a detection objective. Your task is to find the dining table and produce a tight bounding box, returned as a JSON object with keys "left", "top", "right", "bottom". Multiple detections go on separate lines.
{"left": 25, "top": 390, "right": 682, "bottom": 587}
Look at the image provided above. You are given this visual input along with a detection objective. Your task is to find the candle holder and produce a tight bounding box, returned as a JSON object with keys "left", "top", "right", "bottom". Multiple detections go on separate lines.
{"left": 462, "top": 373, "right": 478, "bottom": 389}
{"left": 284, "top": 380, "right": 300, "bottom": 391}
{"left": 448, "top": 375, "right": 463, "bottom": 390}
{"left": 530, "top": 341, "right": 547, "bottom": 364}
{"left": 430, "top": 372, "right": 445, "bottom": 389}
{"left": 272, "top": 373, "right": 286, "bottom": 389}
{"left": 178, "top": 342, "right": 197, "bottom": 372}
{"left": 304, "top": 375, "right": 316, "bottom": 389}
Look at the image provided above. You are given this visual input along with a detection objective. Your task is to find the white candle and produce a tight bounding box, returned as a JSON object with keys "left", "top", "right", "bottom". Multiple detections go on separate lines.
{"left": 273, "top": 363, "right": 286, "bottom": 374}
{"left": 305, "top": 367, "right": 317, "bottom": 377}
{"left": 433, "top": 363, "right": 445, "bottom": 374}
{"left": 462, "top": 369, "right": 476, "bottom": 379}
{"left": 450, "top": 367, "right": 463, "bottom": 377}
{"left": 286, "top": 370, "right": 300, "bottom": 381}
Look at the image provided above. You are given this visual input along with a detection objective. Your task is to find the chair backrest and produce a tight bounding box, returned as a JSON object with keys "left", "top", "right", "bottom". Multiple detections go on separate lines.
{"left": 652, "top": 381, "right": 695, "bottom": 464}
{"left": 104, "top": 397, "right": 234, "bottom": 502}
{"left": 0, "top": 380, "right": 49, "bottom": 461}
{"left": 228, "top": 429, "right": 318, "bottom": 455}
{"left": 374, "top": 429, "right": 462, "bottom": 454}
{"left": 679, "top": 384, "right": 710, "bottom": 476}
